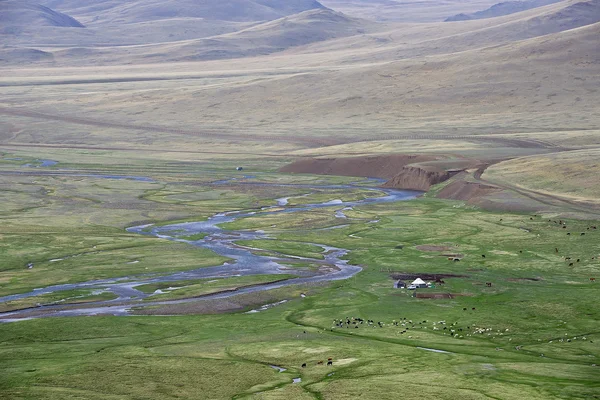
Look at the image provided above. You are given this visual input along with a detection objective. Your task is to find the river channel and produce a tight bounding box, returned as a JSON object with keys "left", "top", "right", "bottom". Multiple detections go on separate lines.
{"left": 0, "top": 178, "right": 420, "bottom": 321}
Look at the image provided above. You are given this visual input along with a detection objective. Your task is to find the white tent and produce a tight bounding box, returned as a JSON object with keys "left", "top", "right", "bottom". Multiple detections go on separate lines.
{"left": 411, "top": 278, "right": 426, "bottom": 286}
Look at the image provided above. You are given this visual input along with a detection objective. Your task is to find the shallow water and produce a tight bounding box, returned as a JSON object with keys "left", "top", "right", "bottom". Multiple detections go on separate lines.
{"left": 0, "top": 178, "right": 420, "bottom": 320}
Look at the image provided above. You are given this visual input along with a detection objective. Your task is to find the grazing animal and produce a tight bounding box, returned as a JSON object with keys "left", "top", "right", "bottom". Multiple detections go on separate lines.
{"left": 569, "top": 263, "right": 574, "bottom": 267}
{"left": 327, "top": 360, "right": 333, "bottom": 366}
{"left": 472, "top": 307, "right": 476, "bottom": 310}
{"left": 317, "top": 361, "right": 323, "bottom": 365}
{"left": 301, "top": 363, "right": 307, "bottom": 368}
{"left": 581, "top": 233, "right": 586, "bottom": 236}
{"left": 567, "top": 233, "right": 571, "bottom": 235}
{"left": 482, "top": 254, "right": 486, "bottom": 258}
{"left": 463, "top": 308, "right": 467, "bottom": 311}
{"left": 577, "top": 259, "right": 580, "bottom": 262}
{"left": 486, "top": 282, "right": 492, "bottom": 287}
{"left": 563, "top": 226, "right": 567, "bottom": 229}
{"left": 555, "top": 248, "right": 559, "bottom": 253}
{"left": 590, "top": 278, "right": 596, "bottom": 282}
{"left": 453, "top": 258, "right": 460, "bottom": 262}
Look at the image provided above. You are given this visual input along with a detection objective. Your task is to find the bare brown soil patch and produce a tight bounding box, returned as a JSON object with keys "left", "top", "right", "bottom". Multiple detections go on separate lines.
{"left": 437, "top": 180, "right": 502, "bottom": 202}
{"left": 382, "top": 165, "right": 456, "bottom": 191}
{"left": 279, "top": 154, "right": 439, "bottom": 179}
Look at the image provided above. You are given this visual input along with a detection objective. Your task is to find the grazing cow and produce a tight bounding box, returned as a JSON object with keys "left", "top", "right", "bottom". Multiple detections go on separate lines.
{"left": 567, "top": 233, "right": 571, "bottom": 235}
{"left": 482, "top": 254, "right": 486, "bottom": 258}
{"left": 327, "top": 360, "right": 333, "bottom": 366}
{"left": 581, "top": 233, "right": 586, "bottom": 236}
{"left": 453, "top": 258, "right": 460, "bottom": 262}
{"left": 563, "top": 226, "right": 567, "bottom": 229}
{"left": 565, "top": 257, "right": 571, "bottom": 260}
{"left": 472, "top": 307, "right": 476, "bottom": 310}
{"left": 448, "top": 257, "right": 454, "bottom": 261}
{"left": 463, "top": 308, "right": 467, "bottom": 311}
{"left": 486, "top": 282, "right": 492, "bottom": 287}
{"left": 302, "top": 363, "right": 307, "bottom": 368}
{"left": 590, "top": 278, "right": 596, "bottom": 282}
{"left": 530, "top": 217, "right": 533, "bottom": 220}
{"left": 317, "top": 361, "right": 323, "bottom": 365}
{"left": 569, "top": 263, "right": 574, "bottom": 267}
{"left": 555, "top": 248, "right": 559, "bottom": 253}
{"left": 577, "top": 259, "right": 580, "bottom": 262}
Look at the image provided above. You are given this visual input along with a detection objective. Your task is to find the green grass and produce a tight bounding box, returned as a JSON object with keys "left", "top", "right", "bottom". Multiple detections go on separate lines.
{"left": 1, "top": 160, "right": 600, "bottom": 399}
{"left": 135, "top": 274, "right": 298, "bottom": 301}
{"left": 0, "top": 289, "right": 117, "bottom": 313}
{"left": 236, "top": 240, "right": 326, "bottom": 259}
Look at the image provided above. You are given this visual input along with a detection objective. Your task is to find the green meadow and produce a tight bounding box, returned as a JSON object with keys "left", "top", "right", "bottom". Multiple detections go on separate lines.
{"left": 0, "top": 152, "right": 599, "bottom": 399}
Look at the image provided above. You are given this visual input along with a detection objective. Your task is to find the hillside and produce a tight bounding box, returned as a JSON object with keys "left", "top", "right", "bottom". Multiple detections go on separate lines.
{"left": 318, "top": 0, "right": 501, "bottom": 22}
{"left": 0, "top": 1, "right": 84, "bottom": 29}
{"left": 16, "top": 9, "right": 377, "bottom": 64}
{"left": 445, "top": 0, "right": 562, "bottom": 21}
{"left": 38, "top": 0, "right": 328, "bottom": 24}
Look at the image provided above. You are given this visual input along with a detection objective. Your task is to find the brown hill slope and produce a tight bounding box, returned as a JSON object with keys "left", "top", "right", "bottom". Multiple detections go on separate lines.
{"left": 445, "top": 0, "right": 562, "bottom": 21}
{"left": 279, "top": 154, "right": 438, "bottom": 178}
{"left": 39, "top": 0, "right": 328, "bottom": 24}
{"left": 318, "top": 0, "right": 501, "bottom": 22}
{"left": 0, "top": 1, "right": 84, "bottom": 28}
{"left": 43, "top": 9, "right": 377, "bottom": 64}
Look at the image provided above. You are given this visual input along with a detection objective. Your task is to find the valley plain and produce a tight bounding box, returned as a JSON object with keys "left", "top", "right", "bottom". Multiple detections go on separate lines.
{"left": 1, "top": 0, "right": 599, "bottom": 398}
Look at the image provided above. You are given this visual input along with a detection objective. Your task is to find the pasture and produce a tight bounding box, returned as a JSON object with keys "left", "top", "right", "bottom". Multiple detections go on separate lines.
{"left": 0, "top": 152, "right": 599, "bottom": 399}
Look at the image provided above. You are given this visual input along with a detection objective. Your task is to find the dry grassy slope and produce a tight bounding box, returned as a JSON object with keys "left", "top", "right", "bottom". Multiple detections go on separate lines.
{"left": 445, "top": 0, "right": 562, "bottom": 21}
{"left": 60, "top": 20, "right": 597, "bottom": 132}
{"left": 39, "top": 0, "right": 327, "bottom": 24}
{"left": 294, "top": 0, "right": 600, "bottom": 64}
{"left": 13, "top": 0, "right": 598, "bottom": 67}
{"left": 318, "top": 0, "right": 502, "bottom": 22}
{"left": 2, "top": 19, "right": 254, "bottom": 47}
{"left": 0, "top": 1, "right": 84, "bottom": 28}
{"left": 484, "top": 149, "right": 600, "bottom": 202}
{"left": 34, "top": 9, "right": 380, "bottom": 64}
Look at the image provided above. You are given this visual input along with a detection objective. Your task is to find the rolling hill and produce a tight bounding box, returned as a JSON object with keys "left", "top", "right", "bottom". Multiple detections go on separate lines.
{"left": 8, "top": 9, "right": 378, "bottom": 64}
{"left": 445, "top": 0, "right": 562, "bottom": 21}
{"left": 38, "top": 0, "right": 328, "bottom": 24}
{"left": 0, "top": 1, "right": 84, "bottom": 29}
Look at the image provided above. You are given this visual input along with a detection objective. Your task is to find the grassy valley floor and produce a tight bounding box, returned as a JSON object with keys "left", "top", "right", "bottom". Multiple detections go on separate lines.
{"left": 0, "top": 153, "right": 599, "bottom": 399}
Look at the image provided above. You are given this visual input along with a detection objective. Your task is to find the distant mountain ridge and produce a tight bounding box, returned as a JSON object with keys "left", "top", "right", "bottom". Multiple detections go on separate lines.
{"left": 445, "top": 0, "right": 562, "bottom": 21}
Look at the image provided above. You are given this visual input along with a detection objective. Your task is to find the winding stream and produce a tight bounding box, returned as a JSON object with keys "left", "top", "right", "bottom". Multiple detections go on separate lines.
{"left": 0, "top": 178, "right": 420, "bottom": 321}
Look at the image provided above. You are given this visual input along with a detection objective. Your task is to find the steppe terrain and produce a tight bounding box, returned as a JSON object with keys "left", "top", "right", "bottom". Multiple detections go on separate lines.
{"left": 1, "top": 0, "right": 599, "bottom": 398}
